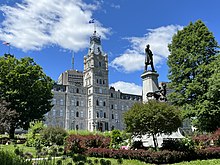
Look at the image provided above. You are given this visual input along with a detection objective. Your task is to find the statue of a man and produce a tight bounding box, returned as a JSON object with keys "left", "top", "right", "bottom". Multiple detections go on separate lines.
{"left": 145, "top": 44, "right": 155, "bottom": 72}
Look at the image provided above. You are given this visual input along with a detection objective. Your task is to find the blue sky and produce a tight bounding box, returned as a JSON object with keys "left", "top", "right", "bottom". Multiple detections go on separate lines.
{"left": 0, "top": 0, "right": 219, "bottom": 95}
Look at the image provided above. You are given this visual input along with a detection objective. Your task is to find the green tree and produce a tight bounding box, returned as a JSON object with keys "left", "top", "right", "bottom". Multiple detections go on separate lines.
{"left": 0, "top": 54, "right": 53, "bottom": 138}
{"left": 193, "top": 55, "right": 220, "bottom": 131}
{"left": 0, "top": 100, "right": 18, "bottom": 134}
{"left": 124, "top": 100, "right": 182, "bottom": 150}
{"left": 167, "top": 20, "right": 219, "bottom": 132}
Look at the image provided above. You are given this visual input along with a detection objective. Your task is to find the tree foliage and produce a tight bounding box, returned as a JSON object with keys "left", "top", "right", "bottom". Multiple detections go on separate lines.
{"left": 167, "top": 20, "right": 219, "bottom": 132}
{"left": 0, "top": 55, "right": 53, "bottom": 138}
{"left": 0, "top": 100, "right": 18, "bottom": 134}
{"left": 124, "top": 100, "right": 182, "bottom": 149}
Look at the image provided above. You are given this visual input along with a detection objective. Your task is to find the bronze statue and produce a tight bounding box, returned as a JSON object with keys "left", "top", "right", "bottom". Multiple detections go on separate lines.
{"left": 145, "top": 44, "right": 155, "bottom": 72}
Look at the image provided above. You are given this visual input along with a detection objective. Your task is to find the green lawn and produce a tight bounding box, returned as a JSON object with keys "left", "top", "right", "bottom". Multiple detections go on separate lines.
{"left": 173, "top": 159, "right": 220, "bottom": 165}
{"left": 0, "top": 144, "right": 36, "bottom": 156}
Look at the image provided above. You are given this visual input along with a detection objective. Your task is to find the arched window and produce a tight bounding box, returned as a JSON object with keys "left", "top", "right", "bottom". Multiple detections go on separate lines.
{"left": 103, "top": 101, "right": 106, "bottom": 106}
{"left": 76, "top": 111, "right": 79, "bottom": 117}
{"left": 76, "top": 88, "right": 79, "bottom": 93}
{"left": 76, "top": 101, "right": 79, "bottom": 106}
{"left": 111, "top": 93, "right": 113, "bottom": 98}
{"left": 97, "top": 111, "right": 99, "bottom": 118}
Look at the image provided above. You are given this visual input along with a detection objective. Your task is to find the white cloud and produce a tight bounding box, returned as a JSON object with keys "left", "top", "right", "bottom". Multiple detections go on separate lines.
{"left": 0, "top": 0, "right": 110, "bottom": 52}
{"left": 110, "top": 81, "right": 142, "bottom": 95}
{"left": 110, "top": 25, "right": 183, "bottom": 73}
{"left": 110, "top": 3, "right": 120, "bottom": 9}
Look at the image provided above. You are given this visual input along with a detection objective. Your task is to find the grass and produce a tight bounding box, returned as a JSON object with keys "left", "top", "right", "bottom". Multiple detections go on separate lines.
{"left": 0, "top": 144, "right": 36, "bottom": 156}
{"left": 173, "top": 159, "right": 220, "bottom": 165}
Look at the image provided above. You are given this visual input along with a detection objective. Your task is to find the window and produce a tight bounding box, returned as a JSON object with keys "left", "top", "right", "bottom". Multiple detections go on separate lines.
{"left": 80, "top": 123, "right": 83, "bottom": 129}
{"left": 71, "top": 100, "right": 75, "bottom": 106}
{"left": 60, "top": 109, "right": 63, "bottom": 116}
{"left": 96, "top": 100, "right": 99, "bottom": 106}
{"left": 76, "top": 88, "right": 79, "bottom": 93}
{"left": 88, "top": 99, "right": 91, "bottom": 107}
{"left": 53, "top": 109, "right": 56, "bottom": 116}
{"left": 89, "top": 122, "right": 91, "bottom": 130}
{"left": 89, "top": 111, "right": 91, "bottom": 118}
{"left": 52, "top": 98, "right": 56, "bottom": 105}
{"left": 103, "top": 101, "right": 106, "bottom": 106}
{"left": 80, "top": 111, "right": 84, "bottom": 118}
{"left": 99, "top": 61, "right": 101, "bottom": 67}
{"left": 99, "top": 88, "right": 102, "bottom": 93}
{"left": 100, "top": 110, "right": 103, "bottom": 118}
{"left": 76, "top": 111, "right": 79, "bottom": 117}
{"left": 71, "top": 110, "right": 74, "bottom": 117}
{"left": 60, "top": 99, "right": 64, "bottom": 105}
{"left": 81, "top": 100, "right": 84, "bottom": 106}
{"left": 97, "top": 79, "right": 99, "bottom": 84}
{"left": 104, "top": 112, "right": 106, "bottom": 118}
{"left": 111, "top": 93, "right": 113, "bottom": 98}
{"left": 97, "top": 111, "right": 99, "bottom": 118}
{"left": 103, "top": 80, "right": 105, "bottom": 84}
{"left": 111, "top": 104, "right": 114, "bottom": 109}
{"left": 100, "top": 79, "right": 102, "bottom": 84}
{"left": 76, "top": 101, "right": 79, "bottom": 106}
{"left": 112, "top": 114, "right": 114, "bottom": 119}
{"left": 115, "top": 104, "right": 117, "bottom": 110}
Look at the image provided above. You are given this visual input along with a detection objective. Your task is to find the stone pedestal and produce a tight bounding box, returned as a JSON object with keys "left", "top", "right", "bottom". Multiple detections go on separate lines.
{"left": 141, "top": 71, "right": 159, "bottom": 103}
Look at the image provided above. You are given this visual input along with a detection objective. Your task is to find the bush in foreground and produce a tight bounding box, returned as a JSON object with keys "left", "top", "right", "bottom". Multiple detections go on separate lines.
{"left": 0, "top": 150, "right": 32, "bottom": 165}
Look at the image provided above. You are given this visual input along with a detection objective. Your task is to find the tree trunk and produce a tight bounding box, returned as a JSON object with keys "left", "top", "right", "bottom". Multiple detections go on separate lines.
{"left": 152, "top": 133, "right": 158, "bottom": 150}
{"left": 9, "top": 125, "right": 15, "bottom": 139}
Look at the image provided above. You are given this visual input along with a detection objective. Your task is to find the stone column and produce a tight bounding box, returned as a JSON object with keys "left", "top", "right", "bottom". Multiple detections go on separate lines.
{"left": 141, "top": 71, "right": 159, "bottom": 103}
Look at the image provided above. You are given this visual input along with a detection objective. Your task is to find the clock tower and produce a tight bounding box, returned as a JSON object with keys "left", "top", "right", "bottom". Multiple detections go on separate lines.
{"left": 83, "top": 31, "right": 109, "bottom": 131}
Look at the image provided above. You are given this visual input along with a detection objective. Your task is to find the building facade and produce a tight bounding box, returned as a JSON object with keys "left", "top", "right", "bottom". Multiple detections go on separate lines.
{"left": 44, "top": 31, "right": 142, "bottom": 131}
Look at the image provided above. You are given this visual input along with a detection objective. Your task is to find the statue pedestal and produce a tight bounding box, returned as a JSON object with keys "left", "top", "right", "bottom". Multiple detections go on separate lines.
{"left": 141, "top": 71, "right": 159, "bottom": 103}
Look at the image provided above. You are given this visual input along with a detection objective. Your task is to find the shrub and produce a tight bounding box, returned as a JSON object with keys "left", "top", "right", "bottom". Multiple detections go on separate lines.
{"left": 110, "top": 130, "right": 123, "bottom": 149}
{"left": 65, "top": 134, "right": 110, "bottom": 154}
{"left": 56, "top": 159, "right": 62, "bottom": 165}
{"left": 131, "top": 140, "right": 144, "bottom": 150}
{"left": 161, "top": 138, "right": 195, "bottom": 152}
{"left": 26, "top": 121, "right": 45, "bottom": 147}
{"left": 41, "top": 126, "right": 68, "bottom": 145}
{"left": 0, "top": 150, "right": 32, "bottom": 165}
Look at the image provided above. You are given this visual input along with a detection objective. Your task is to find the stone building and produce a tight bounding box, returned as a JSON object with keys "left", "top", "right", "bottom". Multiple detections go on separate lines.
{"left": 44, "top": 31, "right": 142, "bottom": 131}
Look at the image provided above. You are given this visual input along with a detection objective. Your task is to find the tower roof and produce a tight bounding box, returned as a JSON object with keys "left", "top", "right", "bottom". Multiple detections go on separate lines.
{"left": 90, "top": 31, "right": 101, "bottom": 45}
